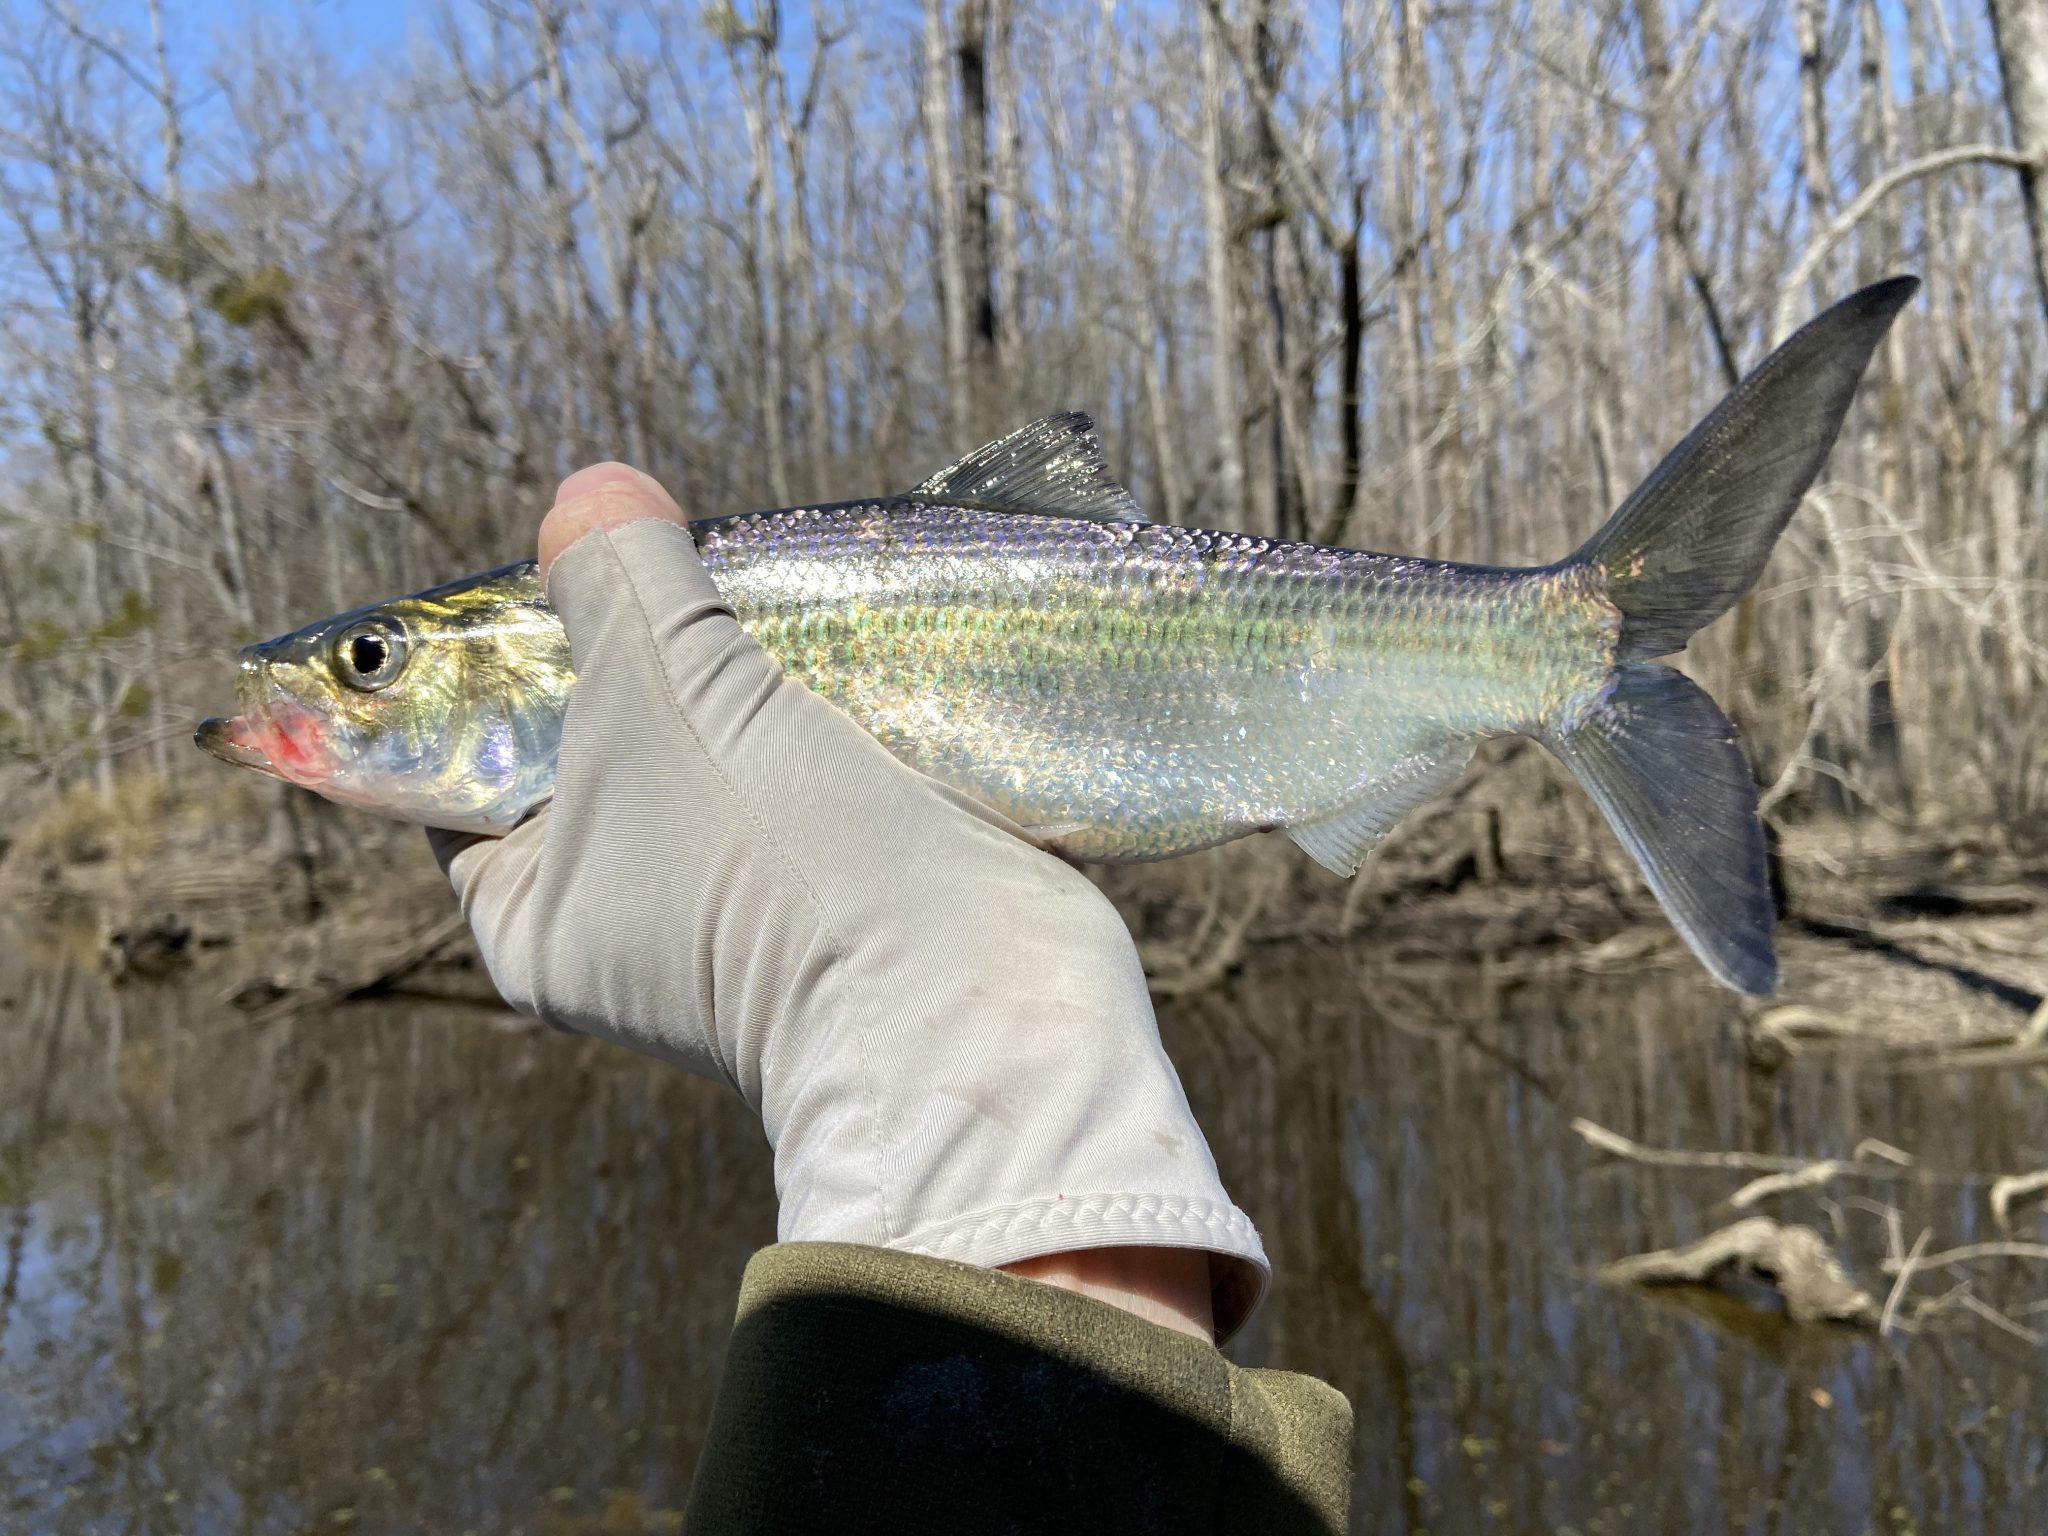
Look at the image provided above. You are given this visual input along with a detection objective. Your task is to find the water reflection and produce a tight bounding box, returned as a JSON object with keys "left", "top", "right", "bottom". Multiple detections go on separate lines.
{"left": 2, "top": 927, "right": 2043, "bottom": 1534}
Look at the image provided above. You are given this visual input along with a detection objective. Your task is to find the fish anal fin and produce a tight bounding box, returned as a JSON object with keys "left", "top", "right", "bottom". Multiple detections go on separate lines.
{"left": 911, "top": 412, "right": 1146, "bottom": 523}
{"left": 1287, "top": 748, "right": 1474, "bottom": 876}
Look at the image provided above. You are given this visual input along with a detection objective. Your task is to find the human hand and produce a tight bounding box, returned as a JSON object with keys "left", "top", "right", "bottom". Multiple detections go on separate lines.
{"left": 431, "top": 465, "right": 1267, "bottom": 1340}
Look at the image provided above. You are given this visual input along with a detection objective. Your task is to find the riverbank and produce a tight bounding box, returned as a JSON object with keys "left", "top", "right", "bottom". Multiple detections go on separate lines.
{"left": 3, "top": 754, "right": 2043, "bottom": 1054}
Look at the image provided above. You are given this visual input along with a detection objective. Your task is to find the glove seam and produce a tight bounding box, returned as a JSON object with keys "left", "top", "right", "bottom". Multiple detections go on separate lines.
{"left": 596, "top": 521, "right": 896, "bottom": 1247}
{"left": 897, "top": 1190, "right": 1266, "bottom": 1261}
{"left": 894, "top": 1190, "right": 1272, "bottom": 1344}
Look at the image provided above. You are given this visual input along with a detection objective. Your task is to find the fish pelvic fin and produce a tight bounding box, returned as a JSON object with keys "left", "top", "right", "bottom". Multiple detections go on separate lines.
{"left": 1544, "top": 664, "right": 1775, "bottom": 994}
{"left": 1571, "top": 276, "right": 1916, "bottom": 661}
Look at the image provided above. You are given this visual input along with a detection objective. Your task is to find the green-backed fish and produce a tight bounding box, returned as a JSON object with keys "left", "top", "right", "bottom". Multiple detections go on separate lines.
{"left": 197, "top": 278, "right": 1919, "bottom": 994}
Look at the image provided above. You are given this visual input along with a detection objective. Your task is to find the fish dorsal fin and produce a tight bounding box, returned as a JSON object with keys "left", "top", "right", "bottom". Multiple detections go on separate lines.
{"left": 910, "top": 412, "right": 1146, "bottom": 523}
{"left": 1287, "top": 747, "right": 1475, "bottom": 876}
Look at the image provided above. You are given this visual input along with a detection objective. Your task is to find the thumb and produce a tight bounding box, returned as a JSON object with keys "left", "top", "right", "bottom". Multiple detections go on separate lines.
{"left": 537, "top": 462, "right": 736, "bottom": 680}
{"left": 538, "top": 461, "right": 689, "bottom": 583}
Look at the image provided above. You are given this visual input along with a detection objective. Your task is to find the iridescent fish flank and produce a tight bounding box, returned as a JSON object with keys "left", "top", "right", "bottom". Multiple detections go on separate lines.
{"left": 198, "top": 279, "right": 1919, "bottom": 995}
{"left": 711, "top": 507, "right": 1618, "bottom": 862}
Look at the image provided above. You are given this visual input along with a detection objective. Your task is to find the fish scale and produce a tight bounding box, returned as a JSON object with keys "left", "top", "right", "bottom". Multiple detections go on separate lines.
{"left": 703, "top": 502, "right": 1611, "bottom": 860}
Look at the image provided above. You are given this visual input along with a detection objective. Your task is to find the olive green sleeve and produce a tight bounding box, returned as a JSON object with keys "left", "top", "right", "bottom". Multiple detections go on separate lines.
{"left": 683, "top": 1243, "right": 1352, "bottom": 1535}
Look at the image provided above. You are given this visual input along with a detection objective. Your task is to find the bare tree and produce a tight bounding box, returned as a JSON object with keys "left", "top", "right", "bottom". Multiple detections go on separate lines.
{"left": 1988, "top": 0, "right": 2048, "bottom": 327}
{"left": 0, "top": 0, "right": 2041, "bottom": 848}
{"left": 1196, "top": 3, "right": 1246, "bottom": 526}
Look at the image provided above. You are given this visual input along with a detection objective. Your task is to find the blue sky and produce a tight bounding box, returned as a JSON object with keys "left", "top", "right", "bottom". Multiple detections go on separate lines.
{"left": 188, "top": 0, "right": 419, "bottom": 67}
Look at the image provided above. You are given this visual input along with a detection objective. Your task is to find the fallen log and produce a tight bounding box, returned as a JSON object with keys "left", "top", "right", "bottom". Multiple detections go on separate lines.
{"left": 1598, "top": 1216, "right": 1880, "bottom": 1327}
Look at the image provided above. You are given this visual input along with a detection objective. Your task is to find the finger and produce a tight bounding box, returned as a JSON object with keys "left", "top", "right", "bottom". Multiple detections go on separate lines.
{"left": 428, "top": 811, "right": 555, "bottom": 1020}
{"left": 539, "top": 462, "right": 688, "bottom": 583}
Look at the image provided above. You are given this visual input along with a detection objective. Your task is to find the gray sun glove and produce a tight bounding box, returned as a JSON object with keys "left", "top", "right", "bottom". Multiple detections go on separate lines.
{"left": 431, "top": 517, "right": 1268, "bottom": 1338}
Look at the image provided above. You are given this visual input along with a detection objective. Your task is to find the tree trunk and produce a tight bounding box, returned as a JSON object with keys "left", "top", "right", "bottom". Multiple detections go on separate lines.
{"left": 989, "top": 0, "right": 1022, "bottom": 361}
{"left": 1197, "top": 7, "right": 1246, "bottom": 526}
{"left": 729, "top": 13, "right": 792, "bottom": 505}
{"left": 1988, "top": 0, "right": 2048, "bottom": 328}
{"left": 955, "top": 0, "right": 998, "bottom": 434}
{"left": 1796, "top": 0, "right": 1839, "bottom": 226}
{"left": 1251, "top": 0, "right": 1293, "bottom": 541}
{"left": 923, "top": 0, "right": 971, "bottom": 443}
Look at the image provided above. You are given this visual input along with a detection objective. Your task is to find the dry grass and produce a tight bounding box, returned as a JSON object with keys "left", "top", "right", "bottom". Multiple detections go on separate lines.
{"left": 3, "top": 773, "right": 171, "bottom": 873}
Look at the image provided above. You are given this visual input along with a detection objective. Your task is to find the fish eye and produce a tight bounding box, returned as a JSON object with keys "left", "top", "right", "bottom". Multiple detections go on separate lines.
{"left": 334, "top": 618, "right": 409, "bottom": 692}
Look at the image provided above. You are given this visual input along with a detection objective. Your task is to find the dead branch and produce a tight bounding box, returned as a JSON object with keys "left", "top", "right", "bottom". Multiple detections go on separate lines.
{"left": 1892, "top": 1042, "right": 2048, "bottom": 1073}
{"left": 1143, "top": 854, "right": 1288, "bottom": 999}
{"left": 1730, "top": 1161, "right": 1849, "bottom": 1209}
{"left": 1575, "top": 1118, "right": 1903, "bottom": 1180}
{"left": 1599, "top": 1217, "right": 1880, "bottom": 1327}
{"left": 1572, "top": 1119, "right": 2029, "bottom": 1190}
{"left": 1991, "top": 1170, "right": 2048, "bottom": 1230}
{"left": 237, "top": 910, "right": 474, "bottom": 1027}
{"left": 1880, "top": 1227, "right": 1933, "bottom": 1336}
{"left": 1881, "top": 1241, "right": 2048, "bottom": 1274}
{"left": 1956, "top": 1292, "right": 2044, "bottom": 1346}
{"left": 1773, "top": 142, "right": 2043, "bottom": 340}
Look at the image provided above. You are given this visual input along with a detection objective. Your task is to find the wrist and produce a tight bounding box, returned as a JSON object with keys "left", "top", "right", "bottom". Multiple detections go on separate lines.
{"left": 1001, "top": 1245, "right": 1216, "bottom": 1343}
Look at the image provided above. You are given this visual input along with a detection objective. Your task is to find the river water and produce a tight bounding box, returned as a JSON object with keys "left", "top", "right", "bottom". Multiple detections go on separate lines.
{"left": 2, "top": 925, "right": 2044, "bottom": 1533}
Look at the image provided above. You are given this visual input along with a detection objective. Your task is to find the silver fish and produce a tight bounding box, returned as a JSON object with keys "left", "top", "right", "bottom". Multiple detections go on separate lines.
{"left": 198, "top": 278, "right": 1920, "bottom": 993}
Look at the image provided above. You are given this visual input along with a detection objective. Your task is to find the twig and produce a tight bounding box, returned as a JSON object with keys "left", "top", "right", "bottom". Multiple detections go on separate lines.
{"left": 1907, "top": 1281, "right": 1978, "bottom": 1328}
{"left": 1752, "top": 1004, "right": 1858, "bottom": 1054}
{"left": 1991, "top": 1171, "right": 2048, "bottom": 1231}
{"left": 1573, "top": 1119, "right": 1915, "bottom": 1181}
{"left": 1891, "top": 1043, "right": 2048, "bottom": 1074}
{"left": 1772, "top": 143, "right": 2044, "bottom": 340}
{"left": 1956, "top": 1292, "right": 2045, "bottom": 1346}
{"left": 1731, "top": 1161, "right": 1848, "bottom": 1209}
{"left": 1144, "top": 858, "right": 1287, "bottom": 999}
{"left": 1881, "top": 1242, "right": 2048, "bottom": 1274}
{"left": 1575, "top": 1118, "right": 1797, "bottom": 1171}
{"left": 1880, "top": 1228, "right": 1932, "bottom": 1337}
{"left": 1576, "top": 1119, "right": 2041, "bottom": 1191}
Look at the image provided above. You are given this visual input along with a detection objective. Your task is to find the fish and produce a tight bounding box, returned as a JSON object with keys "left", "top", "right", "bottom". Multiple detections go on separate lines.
{"left": 197, "top": 277, "right": 1919, "bottom": 995}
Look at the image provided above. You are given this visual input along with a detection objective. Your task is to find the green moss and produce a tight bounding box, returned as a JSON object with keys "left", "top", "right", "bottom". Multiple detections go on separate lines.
{"left": 90, "top": 589, "right": 155, "bottom": 644}
{"left": 10, "top": 618, "right": 68, "bottom": 663}
{"left": 208, "top": 263, "right": 294, "bottom": 329}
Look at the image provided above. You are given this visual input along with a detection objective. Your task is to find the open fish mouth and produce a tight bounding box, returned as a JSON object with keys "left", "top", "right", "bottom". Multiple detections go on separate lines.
{"left": 194, "top": 716, "right": 285, "bottom": 780}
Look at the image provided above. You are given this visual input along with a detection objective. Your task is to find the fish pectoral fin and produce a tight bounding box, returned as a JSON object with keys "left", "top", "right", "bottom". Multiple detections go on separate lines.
{"left": 1021, "top": 820, "right": 1094, "bottom": 857}
{"left": 909, "top": 412, "right": 1148, "bottom": 524}
{"left": 1286, "top": 747, "right": 1475, "bottom": 877}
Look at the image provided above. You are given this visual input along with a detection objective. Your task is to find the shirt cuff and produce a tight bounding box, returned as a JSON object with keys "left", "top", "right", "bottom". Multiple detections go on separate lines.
{"left": 684, "top": 1242, "right": 1352, "bottom": 1534}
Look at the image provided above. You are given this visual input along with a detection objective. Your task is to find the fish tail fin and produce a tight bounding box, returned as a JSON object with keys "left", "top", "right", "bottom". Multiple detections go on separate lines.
{"left": 1539, "top": 277, "right": 1917, "bottom": 994}
{"left": 1571, "top": 276, "right": 1917, "bottom": 661}
{"left": 1540, "top": 664, "right": 1775, "bottom": 993}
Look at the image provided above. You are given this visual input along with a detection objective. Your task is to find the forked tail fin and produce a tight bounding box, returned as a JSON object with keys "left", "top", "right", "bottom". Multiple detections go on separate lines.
{"left": 1577, "top": 276, "right": 1918, "bottom": 657}
{"left": 1544, "top": 664, "right": 1777, "bottom": 992}
{"left": 1545, "top": 277, "right": 1918, "bottom": 994}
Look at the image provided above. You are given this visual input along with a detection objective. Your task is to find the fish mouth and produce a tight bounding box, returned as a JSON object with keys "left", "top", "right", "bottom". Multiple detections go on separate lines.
{"left": 194, "top": 716, "right": 286, "bottom": 781}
